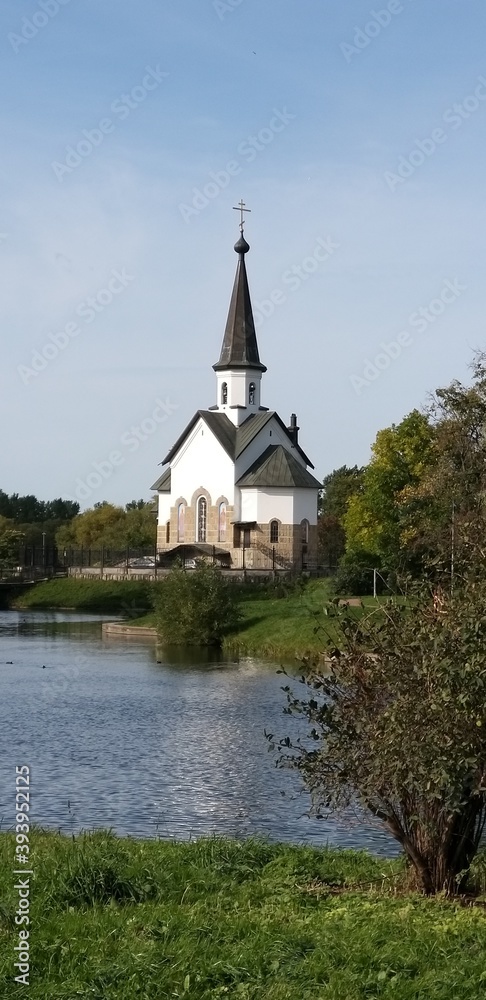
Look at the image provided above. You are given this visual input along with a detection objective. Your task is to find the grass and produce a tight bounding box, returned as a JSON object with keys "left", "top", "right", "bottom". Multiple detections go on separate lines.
{"left": 9, "top": 577, "right": 397, "bottom": 658}
{"left": 0, "top": 830, "right": 485, "bottom": 999}
{"left": 11, "top": 578, "right": 155, "bottom": 614}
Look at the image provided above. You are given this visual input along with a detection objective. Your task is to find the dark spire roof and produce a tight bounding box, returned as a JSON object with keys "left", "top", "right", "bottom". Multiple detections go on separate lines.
{"left": 213, "top": 234, "right": 266, "bottom": 373}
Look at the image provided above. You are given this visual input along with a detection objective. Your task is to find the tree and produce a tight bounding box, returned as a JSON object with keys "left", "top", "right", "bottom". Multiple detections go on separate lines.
{"left": 0, "top": 491, "right": 79, "bottom": 523}
{"left": 56, "top": 504, "right": 126, "bottom": 549}
{"left": 124, "top": 502, "right": 157, "bottom": 547}
{"left": 56, "top": 501, "right": 157, "bottom": 550}
{"left": 155, "top": 561, "right": 241, "bottom": 646}
{"left": 344, "top": 410, "right": 435, "bottom": 572}
{"left": 318, "top": 466, "right": 364, "bottom": 568}
{"left": 0, "top": 516, "right": 24, "bottom": 573}
{"left": 271, "top": 580, "right": 486, "bottom": 896}
{"left": 319, "top": 465, "right": 364, "bottom": 519}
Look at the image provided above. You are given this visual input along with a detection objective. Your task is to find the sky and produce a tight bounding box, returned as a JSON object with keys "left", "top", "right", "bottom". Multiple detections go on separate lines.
{"left": 1, "top": 0, "right": 486, "bottom": 508}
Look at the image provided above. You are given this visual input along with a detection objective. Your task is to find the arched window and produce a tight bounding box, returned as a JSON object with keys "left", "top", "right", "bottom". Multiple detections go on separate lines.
{"left": 218, "top": 502, "right": 227, "bottom": 542}
{"left": 197, "top": 497, "right": 207, "bottom": 542}
{"left": 301, "top": 519, "right": 309, "bottom": 544}
{"left": 166, "top": 521, "right": 170, "bottom": 544}
{"left": 221, "top": 382, "right": 228, "bottom": 405}
{"left": 248, "top": 382, "right": 256, "bottom": 405}
{"left": 177, "top": 503, "right": 185, "bottom": 542}
{"left": 270, "top": 520, "right": 279, "bottom": 544}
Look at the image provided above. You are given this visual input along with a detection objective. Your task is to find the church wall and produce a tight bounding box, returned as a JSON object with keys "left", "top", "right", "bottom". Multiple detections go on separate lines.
{"left": 170, "top": 418, "right": 235, "bottom": 507}
{"left": 240, "top": 488, "right": 293, "bottom": 524}
{"left": 157, "top": 493, "right": 172, "bottom": 526}
{"left": 292, "top": 490, "right": 319, "bottom": 525}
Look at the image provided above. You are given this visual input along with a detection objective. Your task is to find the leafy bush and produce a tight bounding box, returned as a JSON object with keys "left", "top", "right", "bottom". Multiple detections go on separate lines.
{"left": 333, "top": 551, "right": 377, "bottom": 595}
{"left": 273, "top": 579, "right": 486, "bottom": 896}
{"left": 155, "top": 561, "right": 241, "bottom": 646}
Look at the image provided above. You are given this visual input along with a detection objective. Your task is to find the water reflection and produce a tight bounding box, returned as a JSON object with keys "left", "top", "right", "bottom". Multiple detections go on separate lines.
{"left": 0, "top": 611, "right": 397, "bottom": 855}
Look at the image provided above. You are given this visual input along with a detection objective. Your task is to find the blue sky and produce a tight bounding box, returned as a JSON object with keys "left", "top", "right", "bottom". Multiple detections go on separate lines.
{"left": 2, "top": 0, "right": 486, "bottom": 506}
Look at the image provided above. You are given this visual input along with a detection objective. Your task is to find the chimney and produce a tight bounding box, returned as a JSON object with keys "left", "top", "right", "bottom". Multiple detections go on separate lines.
{"left": 287, "top": 413, "right": 299, "bottom": 446}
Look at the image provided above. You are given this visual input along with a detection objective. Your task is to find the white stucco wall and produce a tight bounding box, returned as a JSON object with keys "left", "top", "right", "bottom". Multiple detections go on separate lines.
{"left": 157, "top": 493, "right": 172, "bottom": 525}
{"left": 239, "top": 488, "right": 318, "bottom": 525}
{"left": 168, "top": 416, "right": 235, "bottom": 508}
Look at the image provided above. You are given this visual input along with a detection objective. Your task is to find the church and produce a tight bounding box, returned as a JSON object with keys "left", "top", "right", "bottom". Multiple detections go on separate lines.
{"left": 152, "top": 207, "right": 321, "bottom": 572}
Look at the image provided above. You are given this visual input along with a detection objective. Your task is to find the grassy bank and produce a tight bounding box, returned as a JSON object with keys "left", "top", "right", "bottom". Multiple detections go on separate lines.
{"left": 9, "top": 577, "right": 388, "bottom": 658}
{"left": 1, "top": 831, "right": 485, "bottom": 999}
{"left": 10, "top": 577, "right": 155, "bottom": 614}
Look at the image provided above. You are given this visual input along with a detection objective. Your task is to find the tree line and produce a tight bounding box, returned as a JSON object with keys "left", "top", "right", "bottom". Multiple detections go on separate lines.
{"left": 319, "top": 353, "right": 486, "bottom": 593}
{"left": 0, "top": 496, "right": 157, "bottom": 569}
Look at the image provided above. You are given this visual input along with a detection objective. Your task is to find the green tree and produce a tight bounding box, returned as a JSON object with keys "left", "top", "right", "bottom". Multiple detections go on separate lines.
{"left": 344, "top": 410, "right": 435, "bottom": 571}
{"left": 155, "top": 561, "right": 241, "bottom": 646}
{"left": 318, "top": 466, "right": 364, "bottom": 568}
{"left": 125, "top": 502, "right": 157, "bottom": 547}
{"left": 319, "top": 465, "right": 364, "bottom": 519}
{"left": 0, "top": 516, "right": 24, "bottom": 572}
{"left": 272, "top": 577, "right": 486, "bottom": 896}
{"left": 56, "top": 504, "right": 126, "bottom": 549}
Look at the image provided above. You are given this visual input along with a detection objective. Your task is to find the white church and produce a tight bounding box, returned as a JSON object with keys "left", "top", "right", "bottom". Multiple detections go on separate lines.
{"left": 152, "top": 209, "right": 320, "bottom": 572}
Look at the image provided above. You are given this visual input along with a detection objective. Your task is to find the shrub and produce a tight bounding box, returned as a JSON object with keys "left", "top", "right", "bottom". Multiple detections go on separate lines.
{"left": 155, "top": 561, "right": 241, "bottom": 646}
{"left": 271, "top": 578, "right": 486, "bottom": 896}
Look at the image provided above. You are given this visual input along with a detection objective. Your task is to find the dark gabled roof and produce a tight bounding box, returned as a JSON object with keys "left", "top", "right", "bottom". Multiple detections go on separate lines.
{"left": 150, "top": 467, "right": 171, "bottom": 492}
{"left": 213, "top": 237, "right": 266, "bottom": 373}
{"left": 162, "top": 410, "right": 236, "bottom": 465}
{"left": 237, "top": 445, "right": 321, "bottom": 490}
{"left": 201, "top": 410, "right": 237, "bottom": 459}
{"left": 235, "top": 410, "right": 274, "bottom": 457}
{"left": 236, "top": 410, "right": 314, "bottom": 468}
{"left": 159, "top": 410, "right": 314, "bottom": 474}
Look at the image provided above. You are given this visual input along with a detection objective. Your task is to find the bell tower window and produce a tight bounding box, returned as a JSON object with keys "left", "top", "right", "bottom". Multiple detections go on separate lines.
{"left": 249, "top": 382, "right": 256, "bottom": 405}
{"left": 221, "top": 382, "right": 228, "bottom": 405}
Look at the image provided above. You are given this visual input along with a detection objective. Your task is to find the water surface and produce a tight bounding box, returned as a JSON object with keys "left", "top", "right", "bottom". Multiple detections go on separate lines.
{"left": 0, "top": 611, "right": 395, "bottom": 854}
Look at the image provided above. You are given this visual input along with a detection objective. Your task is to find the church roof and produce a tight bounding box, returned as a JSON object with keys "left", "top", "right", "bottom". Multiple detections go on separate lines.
{"left": 237, "top": 445, "right": 321, "bottom": 489}
{"left": 161, "top": 410, "right": 314, "bottom": 469}
{"left": 150, "top": 467, "right": 171, "bottom": 492}
{"left": 213, "top": 235, "right": 266, "bottom": 373}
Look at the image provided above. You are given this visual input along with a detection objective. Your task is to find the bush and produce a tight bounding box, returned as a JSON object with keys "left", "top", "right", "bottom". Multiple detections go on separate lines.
{"left": 155, "top": 561, "right": 241, "bottom": 646}
{"left": 333, "top": 551, "right": 377, "bottom": 596}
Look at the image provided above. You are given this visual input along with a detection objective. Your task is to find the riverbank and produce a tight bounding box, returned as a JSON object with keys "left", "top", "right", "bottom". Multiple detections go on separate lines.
{"left": 9, "top": 578, "right": 379, "bottom": 658}
{"left": 0, "top": 830, "right": 484, "bottom": 999}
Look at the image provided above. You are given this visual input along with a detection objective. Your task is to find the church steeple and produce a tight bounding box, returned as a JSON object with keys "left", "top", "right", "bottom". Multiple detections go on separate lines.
{"left": 213, "top": 233, "right": 266, "bottom": 373}
{"left": 213, "top": 206, "right": 266, "bottom": 426}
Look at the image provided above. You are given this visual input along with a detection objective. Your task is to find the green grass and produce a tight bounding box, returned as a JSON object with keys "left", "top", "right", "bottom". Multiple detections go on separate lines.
{"left": 0, "top": 831, "right": 485, "bottom": 999}
{"left": 11, "top": 578, "right": 155, "bottom": 614}
{"left": 10, "top": 577, "right": 400, "bottom": 658}
{"left": 222, "top": 580, "right": 391, "bottom": 658}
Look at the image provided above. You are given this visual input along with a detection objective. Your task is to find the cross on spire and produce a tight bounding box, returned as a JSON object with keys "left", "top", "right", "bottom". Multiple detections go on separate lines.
{"left": 233, "top": 199, "right": 251, "bottom": 233}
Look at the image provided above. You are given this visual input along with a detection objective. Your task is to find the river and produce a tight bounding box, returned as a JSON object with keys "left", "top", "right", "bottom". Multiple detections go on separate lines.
{"left": 0, "top": 611, "right": 396, "bottom": 855}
